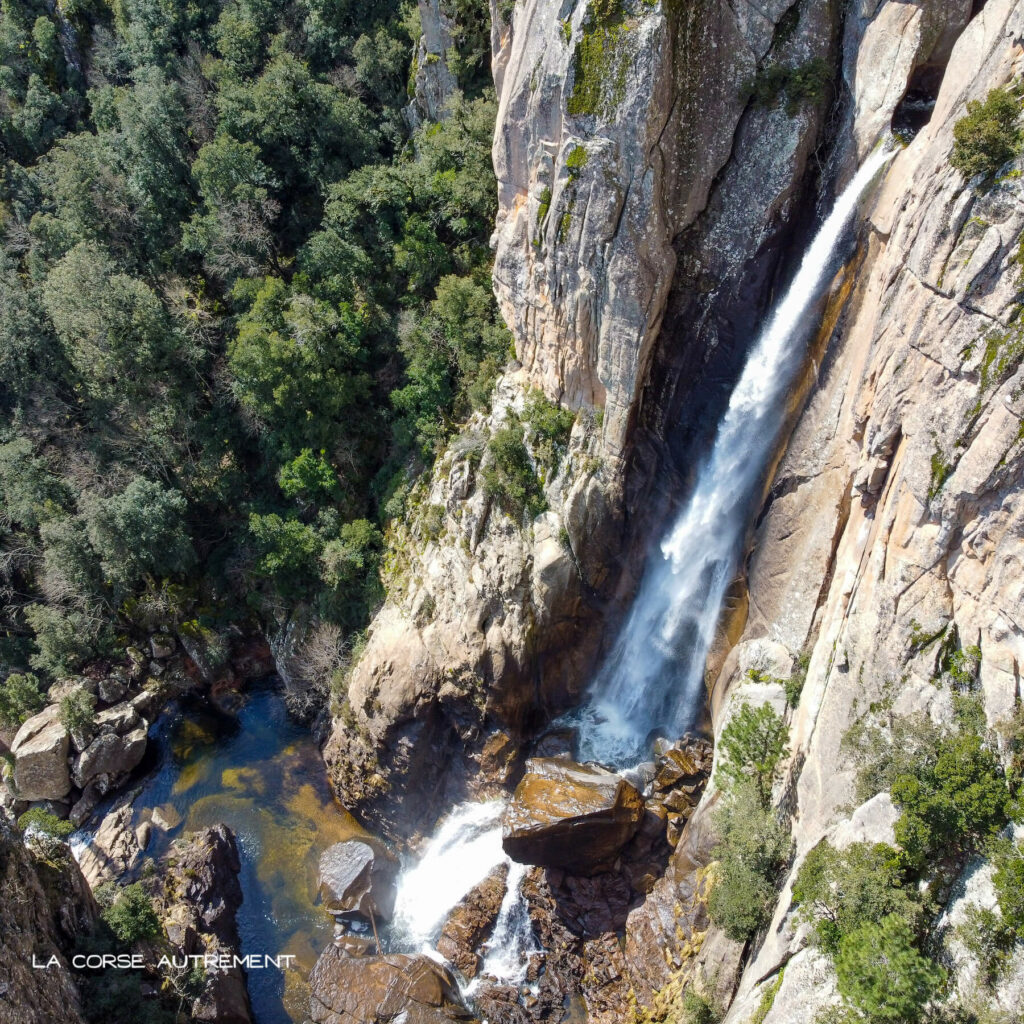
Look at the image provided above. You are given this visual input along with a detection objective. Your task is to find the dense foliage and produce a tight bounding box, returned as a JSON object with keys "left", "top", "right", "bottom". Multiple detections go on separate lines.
{"left": 0, "top": 0, "right": 504, "bottom": 687}
{"left": 950, "top": 85, "right": 1022, "bottom": 183}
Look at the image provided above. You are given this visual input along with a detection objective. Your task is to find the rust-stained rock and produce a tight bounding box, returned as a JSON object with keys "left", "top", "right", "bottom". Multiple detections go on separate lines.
{"left": 502, "top": 758, "right": 644, "bottom": 875}
{"left": 437, "top": 863, "right": 508, "bottom": 978}
{"left": 318, "top": 839, "right": 400, "bottom": 923}
{"left": 308, "top": 948, "right": 476, "bottom": 1023}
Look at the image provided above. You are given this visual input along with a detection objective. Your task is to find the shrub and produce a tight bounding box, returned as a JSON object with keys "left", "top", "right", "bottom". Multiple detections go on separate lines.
{"left": 102, "top": 883, "right": 162, "bottom": 945}
{"left": 993, "top": 841, "right": 1024, "bottom": 931}
{"left": 890, "top": 730, "right": 1011, "bottom": 872}
{"left": 792, "top": 840, "right": 921, "bottom": 955}
{"left": 834, "top": 914, "right": 945, "bottom": 1022}
{"left": 59, "top": 687, "right": 97, "bottom": 737}
{"left": 18, "top": 807, "right": 74, "bottom": 840}
{"left": 956, "top": 904, "right": 1016, "bottom": 989}
{"left": 0, "top": 671, "right": 47, "bottom": 728}
{"left": 717, "top": 701, "right": 789, "bottom": 809}
{"left": 482, "top": 424, "right": 547, "bottom": 521}
{"left": 950, "top": 86, "right": 1021, "bottom": 182}
{"left": 523, "top": 389, "right": 575, "bottom": 473}
{"left": 708, "top": 782, "right": 792, "bottom": 940}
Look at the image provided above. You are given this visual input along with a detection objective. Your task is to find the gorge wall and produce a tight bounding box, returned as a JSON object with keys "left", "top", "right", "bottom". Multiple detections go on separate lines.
{"left": 321, "top": 0, "right": 1024, "bottom": 1019}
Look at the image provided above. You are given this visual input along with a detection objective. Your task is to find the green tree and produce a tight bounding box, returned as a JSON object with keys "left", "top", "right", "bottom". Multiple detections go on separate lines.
{"left": 0, "top": 672, "right": 47, "bottom": 728}
{"left": 890, "top": 731, "right": 1011, "bottom": 872}
{"left": 102, "top": 883, "right": 162, "bottom": 944}
{"left": 950, "top": 86, "right": 1021, "bottom": 182}
{"left": 834, "top": 914, "right": 945, "bottom": 1022}
{"left": 707, "top": 782, "right": 792, "bottom": 941}
{"left": 717, "top": 702, "right": 789, "bottom": 809}
{"left": 792, "top": 840, "right": 921, "bottom": 956}
{"left": 85, "top": 478, "right": 196, "bottom": 592}
{"left": 59, "top": 686, "right": 97, "bottom": 736}
{"left": 482, "top": 424, "right": 547, "bottom": 521}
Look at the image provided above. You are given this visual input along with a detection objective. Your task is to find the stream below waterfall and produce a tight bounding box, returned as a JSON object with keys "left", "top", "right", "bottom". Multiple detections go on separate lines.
{"left": 94, "top": 681, "right": 368, "bottom": 1024}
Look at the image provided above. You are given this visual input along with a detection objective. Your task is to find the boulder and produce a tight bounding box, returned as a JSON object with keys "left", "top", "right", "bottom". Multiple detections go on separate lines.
{"left": 308, "top": 948, "right": 475, "bottom": 1024}
{"left": 162, "top": 825, "right": 251, "bottom": 1024}
{"left": 71, "top": 727, "right": 147, "bottom": 789}
{"left": 437, "top": 863, "right": 508, "bottom": 978}
{"left": 502, "top": 759, "right": 645, "bottom": 875}
{"left": 77, "top": 797, "right": 141, "bottom": 886}
{"left": 10, "top": 705, "right": 71, "bottom": 802}
{"left": 149, "top": 634, "right": 176, "bottom": 659}
{"left": 318, "top": 839, "right": 400, "bottom": 923}
{"left": 97, "top": 671, "right": 129, "bottom": 705}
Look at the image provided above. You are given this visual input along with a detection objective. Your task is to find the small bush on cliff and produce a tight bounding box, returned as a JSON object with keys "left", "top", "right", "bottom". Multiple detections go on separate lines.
{"left": 707, "top": 781, "right": 792, "bottom": 941}
{"left": 951, "top": 86, "right": 1022, "bottom": 182}
{"left": 18, "top": 807, "right": 74, "bottom": 841}
{"left": 835, "top": 914, "right": 946, "bottom": 1023}
{"left": 102, "top": 883, "right": 162, "bottom": 945}
{"left": 0, "top": 671, "right": 46, "bottom": 727}
{"left": 716, "top": 702, "right": 789, "bottom": 809}
{"left": 482, "top": 424, "right": 547, "bottom": 521}
{"left": 523, "top": 389, "right": 576, "bottom": 474}
{"left": 792, "top": 840, "right": 923, "bottom": 955}
{"left": 59, "top": 686, "right": 97, "bottom": 737}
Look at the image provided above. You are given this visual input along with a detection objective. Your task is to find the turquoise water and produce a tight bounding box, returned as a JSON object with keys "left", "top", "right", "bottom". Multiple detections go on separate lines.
{"left": 131, "top": 683, "right": 366, "bottom": 1023}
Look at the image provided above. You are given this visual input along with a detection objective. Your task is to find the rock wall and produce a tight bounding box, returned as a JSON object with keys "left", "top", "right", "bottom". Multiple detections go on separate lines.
{"left": 324, "top": 0, "right": 845, "bottom": 843}
{"left": 629, "top": 1, "right": 1024, "bottom": 1018}
{"left": 0, "top": 819, "right": 97, "bottom": 1024}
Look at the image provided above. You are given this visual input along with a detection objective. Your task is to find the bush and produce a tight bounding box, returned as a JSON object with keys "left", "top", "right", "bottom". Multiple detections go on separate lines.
{"left": 834, "top": 914, "right": 945, "bottom": 1022}
{"left": 993, "top": 841, "right": 1024, "bottom": 931}
{"left": 59, "top": 687, "right": 97, "bottom": 737}
{"left": 950, "top": 86, "right": 1021, "bottom": 182}
{"left": 523, "top": 389, "right": 575, "bottom": 474}
{"left": 18, "top": 807, "right": 74, "bottom": 840}
{"left": 482, "top": 424, "right": 547, "bottom": 521}
{"left": 792, "top": 840, "right": 921, "bottom": 955}
{"left": 101, "top": 883, "right": 162, "bottom": 945}
{"left": 708, "top": 782, "right": 792, "bottom": 941}
{"left": 717, "top": 702, "right": 789, "bottom": 809}
{"left": 890, "top": 730, "right": 1011, "bottom": 872}
{"left": 0, "top": 672, "right": 47, "bottom": 728}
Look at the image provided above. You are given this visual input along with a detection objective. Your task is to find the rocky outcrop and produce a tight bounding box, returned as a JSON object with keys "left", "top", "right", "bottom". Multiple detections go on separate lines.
{"left": 75, "top": 793, "right": 142, "bottom": 886}
{"left": 406, "top": 0, "right": 459, "bottom": 128}
{"left": 437, "top": 863, "right": 508, "bottom": 978}
{"left": 70, "top": 703, "right": 147, "bottom": 789}
{"left": 324, "top": 0, "right": 842, "bottom": 846}
{"left": 502, "top": 758, "right": 644, "bottom": 874}
{"left": 10, "top": 705, "right": 70, "bottom": 802}
{"left": 308, "top": 948, "right": 476, "bottom": 1024}
{"left": 160, "top": 825, "right": 252, "bottom": 1024}
{"left": 0, "top": 817, "right": 97, "bottom": 1024}
{"left": 318, "top": 838, "right": 400, "bottom": 922}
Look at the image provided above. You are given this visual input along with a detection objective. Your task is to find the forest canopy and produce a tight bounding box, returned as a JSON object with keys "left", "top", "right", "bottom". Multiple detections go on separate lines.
{"left": 0, "top": 0, "right": 505, "bottom": 686}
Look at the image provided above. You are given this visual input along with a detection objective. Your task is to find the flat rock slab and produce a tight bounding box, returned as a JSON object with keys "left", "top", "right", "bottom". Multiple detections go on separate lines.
{"left": 309, "top": 949, "right": 476, "bottom": 1024}
{"left": 502, "top": 758, "right": 645, "bottom": 875}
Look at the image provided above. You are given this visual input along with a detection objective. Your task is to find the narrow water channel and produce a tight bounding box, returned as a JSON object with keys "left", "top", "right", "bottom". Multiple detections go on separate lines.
{"left": 130, "top": 681, "right": 367, "bottom": 1023}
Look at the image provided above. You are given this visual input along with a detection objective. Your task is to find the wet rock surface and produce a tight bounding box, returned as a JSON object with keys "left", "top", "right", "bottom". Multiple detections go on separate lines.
{"left": 502, "top": 758, "right": 645, "bottom": 874}
{"left": 437, "top": 863, "right": 509, "bottom": 978}
{"left": 318, "top": 838, "right": 400, "bottom": 923}
{"left": 308, "top": 948, "right": 476, "bottom": 1023}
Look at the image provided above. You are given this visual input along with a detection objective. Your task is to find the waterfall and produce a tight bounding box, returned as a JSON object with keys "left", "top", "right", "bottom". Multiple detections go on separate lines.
{"left": 577, "top": 146, "right": 894, "bottom": 768}
{"left": 390, "top": 800, "right": 508, "bottom": 951}
{"left": 390, "top": 799, "right": 537, "bottom": 992}
{"left": 467, "top": 860, "right": 537, "bottom": 991}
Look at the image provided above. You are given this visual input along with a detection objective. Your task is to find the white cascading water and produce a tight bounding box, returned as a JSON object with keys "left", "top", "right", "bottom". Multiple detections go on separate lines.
{"left": 576, "top": 146, "right": 894, "bottom": 767}
{"left": 390, "top": 799, "right": 538, "bottom": 991}
{"left": 391, "top": 800, "right": 507, "bottom": 951}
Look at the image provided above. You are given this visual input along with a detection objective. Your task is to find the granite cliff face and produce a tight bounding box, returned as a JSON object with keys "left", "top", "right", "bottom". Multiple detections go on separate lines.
{"left": 323, "top": 0, "right": 1024, "bottom": 1019}
{"left": 324, "top": 0, "right": 843, "bottom": 840}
